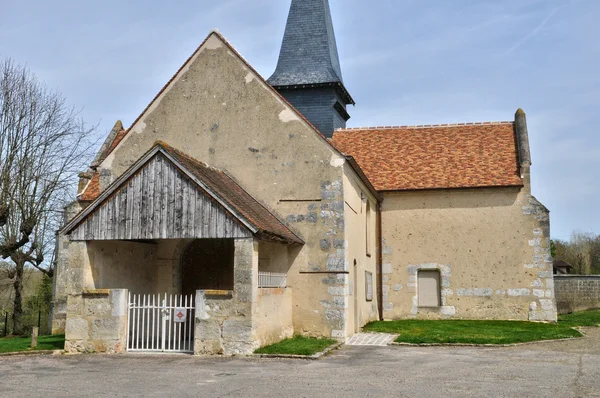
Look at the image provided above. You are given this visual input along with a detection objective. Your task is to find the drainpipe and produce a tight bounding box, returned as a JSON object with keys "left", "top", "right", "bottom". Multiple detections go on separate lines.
{"left": 376, "top": 201, "right": 383, "bottom": 320}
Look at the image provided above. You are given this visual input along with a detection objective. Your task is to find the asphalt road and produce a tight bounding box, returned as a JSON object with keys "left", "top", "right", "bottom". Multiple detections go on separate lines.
{"left": 1, "top": 328, "right": 599, "bottom": 398}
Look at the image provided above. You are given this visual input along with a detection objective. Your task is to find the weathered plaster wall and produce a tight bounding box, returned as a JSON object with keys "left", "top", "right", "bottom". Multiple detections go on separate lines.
{"left": 380, "top": 187, "right": 556, "bottom": 321}
{"left": 343, "top": 168, "right": 379, "bottom": 333}
{"left": 96, "top": 33, "right": 351, "bottom": 338}
{"left": 253, "top": 288, "right": 294, "bottom": 348}
{"left": 88, "top": 241, "right": 157, "bottom": 293}
{"left": 258, "top": 241, "right": 290, "bottom": 274}
{"left": 64, "top": 289, "right": 128, "bottom": 353}
{"left": 555, "top": 276, "right": 600, "bottom": 314}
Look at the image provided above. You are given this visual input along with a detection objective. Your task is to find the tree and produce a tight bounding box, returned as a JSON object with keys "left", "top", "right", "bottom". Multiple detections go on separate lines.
{"left": 553, "top": 232, "right": 600, "bottom": 275}
{"left": 0, "top": 59, "right": 95, "bottom": 334}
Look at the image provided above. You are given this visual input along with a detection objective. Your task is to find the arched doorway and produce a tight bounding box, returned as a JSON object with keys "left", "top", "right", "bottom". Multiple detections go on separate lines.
{"left": 181, "top": 239, "right": 235, "bottom": 296}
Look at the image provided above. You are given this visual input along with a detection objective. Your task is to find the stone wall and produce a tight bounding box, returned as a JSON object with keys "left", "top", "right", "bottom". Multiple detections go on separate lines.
{"left": 64, "top": 289, "right": 128, "bottom": 353}
{"left": 555, "top": 276, "right": 600, "bottom": 314}
{"left": 194, "top": 238, "right": 257, "bottom": 355}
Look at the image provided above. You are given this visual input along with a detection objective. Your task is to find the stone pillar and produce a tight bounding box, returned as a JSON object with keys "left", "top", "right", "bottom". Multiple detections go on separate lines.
{"left": 194, "top": 238, "right": 259, "bottom": 356}
{"left": 51, "top": 233, "right": 93, "bottom": 334}
{"left": 64, "top": 289, "right": 128, "bottom": 354}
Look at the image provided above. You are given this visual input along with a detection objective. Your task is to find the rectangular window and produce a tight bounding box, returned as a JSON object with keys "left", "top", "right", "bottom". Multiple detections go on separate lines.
{"left": 365, "top": 271, "right": 373, "bottom": 301}
{"left": 418, "top": 270, "right": 441, "bottom": 307}
{"left": 365, "top": 200, "right": 372, "bottom": 257}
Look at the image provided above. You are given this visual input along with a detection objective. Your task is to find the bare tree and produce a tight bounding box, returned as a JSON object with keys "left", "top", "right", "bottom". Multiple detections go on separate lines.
{"left": 554, "top": 232, "right": 600, "bottom": 275}
{"left": 0, "top": 59, "right": 95, "bottom": 334}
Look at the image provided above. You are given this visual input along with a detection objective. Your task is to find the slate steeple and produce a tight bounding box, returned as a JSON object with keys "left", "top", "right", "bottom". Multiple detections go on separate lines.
{"left": 268, "top": 0, "right": 354, "bottom": 138}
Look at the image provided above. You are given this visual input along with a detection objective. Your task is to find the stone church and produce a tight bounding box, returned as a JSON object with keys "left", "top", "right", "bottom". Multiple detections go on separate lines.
{"left": 52, "top": 0, "right": 556, "bottom": 355}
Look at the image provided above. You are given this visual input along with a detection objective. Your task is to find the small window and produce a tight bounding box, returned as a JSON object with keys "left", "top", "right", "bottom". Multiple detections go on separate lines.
{"left": 365, "top": 271, "right": 373, "bottom": 301}
{"left": 365, "top": 200, "right": 372, "bottom": 257}
{"left": 418, "top": 270, "right": 441, "bottom": 307}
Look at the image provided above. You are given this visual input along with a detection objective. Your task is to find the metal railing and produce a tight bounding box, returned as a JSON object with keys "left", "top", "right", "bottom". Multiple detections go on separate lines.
{"left": 258, "top": 272, "right": 287, "bottom": 288}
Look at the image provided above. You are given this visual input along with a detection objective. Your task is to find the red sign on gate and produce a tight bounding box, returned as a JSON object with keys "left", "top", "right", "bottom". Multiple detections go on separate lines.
{"left": 174, "top": 308, "right": 187, "bottom": 323}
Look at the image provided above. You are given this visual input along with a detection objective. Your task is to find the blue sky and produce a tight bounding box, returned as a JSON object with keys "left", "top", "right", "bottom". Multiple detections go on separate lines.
{"left": 1, "top": 0, "right": 598, "bottom": 240}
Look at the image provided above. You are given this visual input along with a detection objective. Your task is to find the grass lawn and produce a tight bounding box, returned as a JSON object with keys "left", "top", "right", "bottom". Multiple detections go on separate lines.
{"left": 255, "top": 336, "right": 337, "bottom": 356}
{"left": 558, "top": 309, "right": 600, "bottom": 327}
{"left": 0, "top": 334, "right": 65, "bottom": 354}
{"left": 363, "top": 320, "right": 582, "bottom": 345}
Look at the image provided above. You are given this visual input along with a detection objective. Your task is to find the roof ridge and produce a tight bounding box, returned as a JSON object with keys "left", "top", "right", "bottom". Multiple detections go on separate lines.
{"left": 337, "top": 121, "right": 514, "bottom": 131}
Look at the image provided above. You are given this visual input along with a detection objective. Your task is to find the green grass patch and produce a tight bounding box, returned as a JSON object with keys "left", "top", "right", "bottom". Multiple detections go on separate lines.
{"left": 363, "top": 320, "right": 581, "bottom": 345}
{"left": 558, "top": 309, "right": 600, "bottom": 327}
{"left": 0, "top": 334, "right": 65, "bottom": 354}
{"left": 255, "top": 336, "right": 337, "bottom": 356}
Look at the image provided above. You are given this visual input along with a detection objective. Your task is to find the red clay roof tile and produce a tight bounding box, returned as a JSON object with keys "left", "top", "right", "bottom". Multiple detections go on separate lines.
{"left": 331, "top": 123, "right": 523, "bottom": 191}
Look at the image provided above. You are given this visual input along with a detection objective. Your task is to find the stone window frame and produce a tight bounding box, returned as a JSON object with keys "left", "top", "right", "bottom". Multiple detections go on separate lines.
{"left": 408, "top": 263, "right": 456, "bottom": 317}
{"left": 365, "top": 200, "right": 372, "bottom": 258}
{"left": 365, "top": 271, "right": 373, "bottom": 302}
{"left": 417, "top": 269, "right": 442, "bottom": 307}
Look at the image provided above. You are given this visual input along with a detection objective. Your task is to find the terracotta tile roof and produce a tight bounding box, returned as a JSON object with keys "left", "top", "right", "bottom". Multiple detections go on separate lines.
{"left": 80, "top": 172, "right": 100, "bottom": 201}
{"left": 158, "top": 142, "right": 303, "bottom": 244}
{"left": 106, "top": 129, "right": 128, "bottom": 156}
{"left": 331, "top": 122, "right": 523, "bottom": 191}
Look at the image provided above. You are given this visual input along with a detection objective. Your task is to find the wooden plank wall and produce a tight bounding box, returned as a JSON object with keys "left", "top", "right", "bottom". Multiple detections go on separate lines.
{"left": 69, "top": 154, "right": 252, "bottom": 241}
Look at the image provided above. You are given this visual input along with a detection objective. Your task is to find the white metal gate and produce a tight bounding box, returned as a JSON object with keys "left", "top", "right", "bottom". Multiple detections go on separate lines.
{"left": 127, "top": 293, "right": 195, "bottom": 353}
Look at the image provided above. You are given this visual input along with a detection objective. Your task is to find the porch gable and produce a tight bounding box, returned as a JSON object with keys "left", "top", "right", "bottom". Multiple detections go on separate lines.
{"left": 64, "top": 143, "right": 302, "bottom": 244}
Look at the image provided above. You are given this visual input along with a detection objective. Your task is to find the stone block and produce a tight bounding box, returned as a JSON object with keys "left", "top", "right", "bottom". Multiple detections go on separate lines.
{"left": 91, "top": 318, "right": 120, "bottom": 340}
{"left": 333, "top": 296, "right": 348, "bottom": 309}
{"left": 533, "top": 289, "right": 545, "bottom": 298}
{"left": 440, "top": 306, "right": 456, "bottom": 317}
{"left": 328, "top": 286, "right": 345, "bottom": 296}
{"left": 66, "top": 296, "right": 83, "bottom": 316}
{"left": 333, "top": 239, "right": 345, "bottom": 249}
{"left": 223, "top": 341, "right": 255, "bottom": 356}
{"left": 320, "top": 239, "right": 331, "bottom": 250}
{"left": 325, "top": 310, "right": 343, "bottom": 320}
{"left": 539, "top": 299, "right": 555, "bottom": 311}
{"left": 222, "top": 319, "right": 252, "bottom": 342}
{"left": 111, "top": 290, "right": 128, "bottom": 317}
{"left": 195, "top": 339, "right": 223, "bottom": 355}
{"left": 85, "top": 298, "right": 111, "bottom": 317}
{"left": 196, "top": 320, "right": 222, "bottom": 341}
{"left": 326, "top": 256, "right": 345, "bottom": 272}
{"left": 382, "top": 263, "right": 393, "bottom": 274}
{"left": 508, "top": 288, "right": 530, "bottom": 297}
{"left": 66, "top": 318, "right": 89, "bottom": 340}
{"left": 531, "top": 279, "right": 544, "bottom": 288}
{"left": 234, "top": 269, "right": 252, "bottom": 286}
{"left": 457, "top": 288, "right": 473, "bottom": 297}
{"left": 393, "top": 284, "right": 403, "bottom": 291}
{"left": 474, "top": 288, "right": 493, "bottom": 297}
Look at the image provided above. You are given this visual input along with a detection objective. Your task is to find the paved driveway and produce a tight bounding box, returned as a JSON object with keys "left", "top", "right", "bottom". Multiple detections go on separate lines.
{"left": 1, "top": 328, "right": 600, "bottom": 398}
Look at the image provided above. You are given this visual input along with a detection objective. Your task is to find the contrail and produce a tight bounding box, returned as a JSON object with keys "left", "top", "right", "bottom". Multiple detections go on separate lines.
{"left": 503, "top": 6, "right": 561, "bottom": 55}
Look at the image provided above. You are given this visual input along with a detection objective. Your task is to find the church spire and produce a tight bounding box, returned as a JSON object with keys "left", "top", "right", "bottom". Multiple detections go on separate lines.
{"left": 268, "top": 0, "right": 354, "bottom": 138}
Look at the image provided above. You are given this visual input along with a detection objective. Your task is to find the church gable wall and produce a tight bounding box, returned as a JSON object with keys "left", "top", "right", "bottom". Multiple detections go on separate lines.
{"left": 95, "top": 34, "right": 350, "bottom": 338}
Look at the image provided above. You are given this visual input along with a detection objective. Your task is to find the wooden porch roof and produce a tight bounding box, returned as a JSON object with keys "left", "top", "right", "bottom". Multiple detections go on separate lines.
{"left": 63, "top": 142, "right": 304, "bottom": 244}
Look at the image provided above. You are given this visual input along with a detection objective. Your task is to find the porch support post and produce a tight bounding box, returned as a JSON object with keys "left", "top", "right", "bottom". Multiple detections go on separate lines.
{"left": 194, "top": 238, "right": 259, "bottom": 355}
